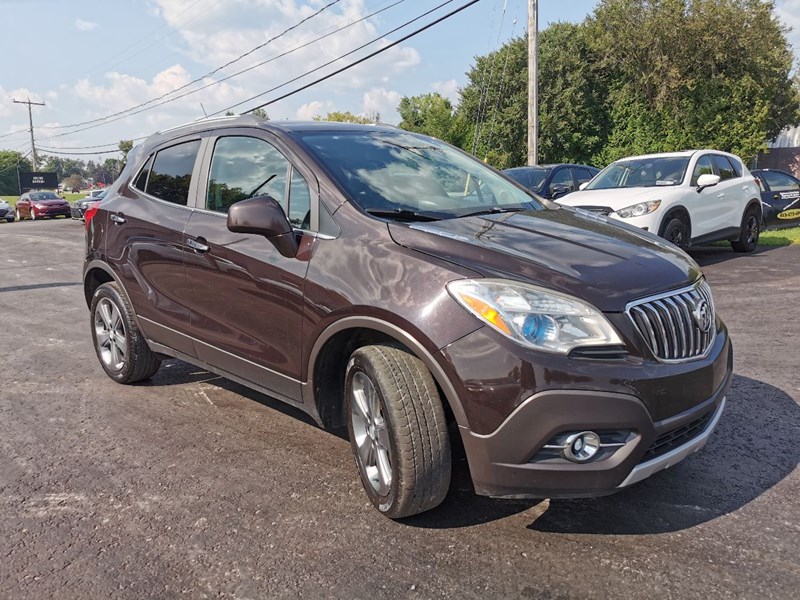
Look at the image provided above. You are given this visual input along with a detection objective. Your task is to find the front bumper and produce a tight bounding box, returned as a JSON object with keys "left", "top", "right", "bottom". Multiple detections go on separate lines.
{"left": 36, "top": 207, "right": 71, "bottom": 217}
{"left": 71, "top": 205, "right": 88, "bottom": 219}
{"left": 442, "top": 313, "right": 732, "bottom": 499}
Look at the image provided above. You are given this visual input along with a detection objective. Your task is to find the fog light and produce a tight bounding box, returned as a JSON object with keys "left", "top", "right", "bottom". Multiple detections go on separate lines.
{"left": 563, "top": 431, "right": 601, "bottom": 462}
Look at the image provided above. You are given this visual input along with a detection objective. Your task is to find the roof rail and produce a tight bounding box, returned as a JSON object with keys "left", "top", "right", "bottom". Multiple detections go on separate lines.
{"left": 154, "top": 114, "right": 260, "bottom": 136}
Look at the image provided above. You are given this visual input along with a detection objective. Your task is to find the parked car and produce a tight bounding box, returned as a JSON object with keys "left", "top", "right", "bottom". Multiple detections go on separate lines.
{"left": 15, "top": 191, "right": 71, "bottom": 220}
{"left": 72, "top": 190, "right": 106, "bottom": 220}
{"left": 0, "top": 199, "right": 14, "bottom": 223}
{"left": 84, "top": 118, "right": 731, "bottom": 518}
{"left": 84, "top": 189, "right": 106, "bottom": 200}
{"left": 556, "top": 150, "right": 762, "bottom": 252}
{"left": 751, "top": 169, "right": 800, "bottom": 229}
{"left": 503, "top": 163, "right": 600, "bottom": 199}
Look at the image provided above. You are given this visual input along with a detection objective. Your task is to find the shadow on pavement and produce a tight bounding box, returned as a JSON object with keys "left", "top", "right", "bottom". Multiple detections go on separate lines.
{"left": 689, "top": 244, "right": 785, "bottom": 267}
{"left": 406, "top": 375, "right": 798, "bottom": 531}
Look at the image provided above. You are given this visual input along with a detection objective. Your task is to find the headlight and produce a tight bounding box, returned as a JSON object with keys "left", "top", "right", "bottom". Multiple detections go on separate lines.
{"left": 446, "top": 279, "right": 623, "bottom": 354}
{"left": 615, "top": 200, "right": 661, "bottom": 219}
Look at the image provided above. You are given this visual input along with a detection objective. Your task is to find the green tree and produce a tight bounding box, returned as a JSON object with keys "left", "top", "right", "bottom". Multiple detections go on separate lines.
{"left": 118, "top": 140, "right": 134, "bottom": 160}
{"left": 0, "top": 151, "right": 32, "bottom": 195}
{"left": 38, "top": 155, "right": 87, "bottom": 183}
{"left": 397, "top": 92, "right": 466, "bottom": 146}
{"left": 314, "top": 111, "right": 375, "bottom": 124}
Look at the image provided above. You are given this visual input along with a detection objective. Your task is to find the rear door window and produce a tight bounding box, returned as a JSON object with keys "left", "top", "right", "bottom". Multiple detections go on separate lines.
{"left": 571, "top": 167, "right": 594, "bottom": 186}
{"left": 146, "top": 141, "right": 201, "bottom": 205}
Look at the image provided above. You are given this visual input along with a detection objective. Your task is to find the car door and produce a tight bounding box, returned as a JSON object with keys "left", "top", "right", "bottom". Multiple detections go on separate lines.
{"left": 182, "top": 132, "right": 316, "bottom": 403}
{"left": 758, "top": 171, "right": 800, "bottom": 228}
{"left": 709, "top": 154, "right": 747, "bottom": 233}
{"left": 102, "top": 137, "right": 202, "bottom": 357}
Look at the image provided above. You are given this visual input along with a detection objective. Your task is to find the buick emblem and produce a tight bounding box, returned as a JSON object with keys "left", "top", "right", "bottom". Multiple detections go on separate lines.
{"left": 692, "top": 299, "right": 712, "bottom": 333}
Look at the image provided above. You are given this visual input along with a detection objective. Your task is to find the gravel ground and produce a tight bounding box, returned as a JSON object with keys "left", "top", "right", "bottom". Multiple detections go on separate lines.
{"left": 0, "top": 219, "right": 798, "bottom": 599}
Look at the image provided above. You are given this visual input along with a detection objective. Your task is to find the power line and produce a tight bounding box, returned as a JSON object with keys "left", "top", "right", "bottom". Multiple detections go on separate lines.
{"left": 0, "top": 0, "right": 344, "bottom": 141}
{"left": 214, "top": 0, "right": 472, "bottom": 116}
{"left": 11, "top": 0, "right": 407, "bottom": 145}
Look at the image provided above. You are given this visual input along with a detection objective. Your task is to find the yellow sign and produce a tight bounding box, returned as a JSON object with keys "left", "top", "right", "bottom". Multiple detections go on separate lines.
{"left": 777, "top": 208, "right": 800, "bottom": 220}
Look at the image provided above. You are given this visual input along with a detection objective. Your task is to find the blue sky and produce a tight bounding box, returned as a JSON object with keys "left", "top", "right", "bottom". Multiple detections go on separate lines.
{"left": 0, "top": 0, "right": 797, "bottom": 162}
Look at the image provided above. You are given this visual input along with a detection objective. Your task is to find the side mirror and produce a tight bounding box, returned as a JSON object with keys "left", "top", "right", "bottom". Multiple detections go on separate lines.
{"left": 696, "top": 173, "right": 720, "bottom": 192}
{"left": 550, "top": 183, "right": 571, "bottom": 199}
{"left": 227, "top": 195, "right": 298, "bottom": 258}
{"left": 578, "top": 182, "right": 589, "bottom": 191}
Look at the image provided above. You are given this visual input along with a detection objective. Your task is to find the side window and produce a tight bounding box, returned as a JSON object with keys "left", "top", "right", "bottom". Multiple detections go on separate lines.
{"left": 691, "top": 155, "right": 714, "bottom": 186}
{"left": 571, "top": 167, "right": 594, "bottom": 186}
{"left": 288, "top": 168, "right": 311, "bottom": 229}
{"left": 206, "top": 136, "right": 289, "bottom": 214}
{"left": 550, "top": 168, "right": 574, "bottom": 193}
{"left": 146, "top": 140, "right": 201, "bottom": 205}
{"left": 711, "top": 155, "right": 736, "bottom": 181}
{"left": 133, "top": 155, "right": 153, "bottom": 192}
{"left": 761, "top": 171, "right": 799, "bottom": 193}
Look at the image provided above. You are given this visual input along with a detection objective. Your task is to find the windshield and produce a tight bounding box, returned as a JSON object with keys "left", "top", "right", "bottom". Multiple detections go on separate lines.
{"left": 297, "top": 130, "right": 542, "bottom": 220}
{"left": 504, "top": 167, "right": 549, "bottom": 190}
{"left": 586, "top": 157, "right": 690, "bottom": 190}
{"left": 31, "top": 192, "right": 60, "bottom": 200}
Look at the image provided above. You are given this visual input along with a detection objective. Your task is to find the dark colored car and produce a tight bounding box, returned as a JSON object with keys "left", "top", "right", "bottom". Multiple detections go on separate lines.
{"left": 72, "top": 190, "right": 106, "bottom": 220}
{"left": 15, "top": 191, "right": 71, "bottom": 220}
{"left": 84, "top": 117, "right": 731, "bottom": 518}
{"left": 0, "top": 199, "right": 14, "bottom": 223}
{"left": 751, "top": 169, "right": 800, "bottom": 229}
{"left": 503, "top": 164, "right": 600, "bottom": 199}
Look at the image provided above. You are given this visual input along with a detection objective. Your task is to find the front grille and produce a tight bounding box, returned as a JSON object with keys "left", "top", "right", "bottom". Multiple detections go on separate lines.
{"left": 642, "top": 410, "right": 714, "bottom": 462}
{"left": 627, "top": 280, "right": 715, "bottom": 361}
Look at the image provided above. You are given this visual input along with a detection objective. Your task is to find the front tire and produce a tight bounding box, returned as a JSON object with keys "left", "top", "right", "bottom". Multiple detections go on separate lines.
{"left": 90, "top": 282, "right": 161, "bottom": 383}
{"left": 345, "top": 344, "right": 451, "bottom": 519}
{"left": 29, "top": 207, "right": 36, "bottom": 221}
{"left": 731, "top": 207, "right": 759, "bottom": 253}
{"left": 662, "top": 216, "right": 689, "bottom": 249}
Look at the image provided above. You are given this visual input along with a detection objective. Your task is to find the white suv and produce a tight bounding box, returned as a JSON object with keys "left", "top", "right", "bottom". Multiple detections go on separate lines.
{"left": 556, "top": 150, "right": 762, "bottom": 252}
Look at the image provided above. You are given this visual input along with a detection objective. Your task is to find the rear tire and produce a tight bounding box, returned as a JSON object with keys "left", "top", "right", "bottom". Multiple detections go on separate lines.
{"left": 345, "top": 344, "right": 451, "bottom": 519}
{"left": 731, "top": 207, "right": 760, "bottom": 253}
{"left": 662, "top": 216, "right": 689, "bottom": 249}
{"left": 90, "top": 282, "right": 161, "bottom": 383}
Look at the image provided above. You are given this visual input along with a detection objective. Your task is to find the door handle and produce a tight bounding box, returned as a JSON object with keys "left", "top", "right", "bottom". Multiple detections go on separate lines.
{"left": 110, "top": 213, "right": 126, "bottom": 224}
{"left": 187, "top": 237, "right": 210, "bottom": 253}
{"left": 716, "top": 193, "right": 725, "bottom": 198}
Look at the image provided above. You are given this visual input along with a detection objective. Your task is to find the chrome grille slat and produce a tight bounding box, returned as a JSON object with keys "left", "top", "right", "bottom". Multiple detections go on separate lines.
{"left": 626, "top": 280, "right": 716, "bottom": 362}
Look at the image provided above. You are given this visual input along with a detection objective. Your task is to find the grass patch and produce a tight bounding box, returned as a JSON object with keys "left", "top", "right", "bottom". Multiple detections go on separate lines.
{"left": 759, "top": 227, "right": 800, "bottom": 246}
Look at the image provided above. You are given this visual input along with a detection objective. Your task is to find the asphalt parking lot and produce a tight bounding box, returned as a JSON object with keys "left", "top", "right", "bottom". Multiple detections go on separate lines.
{"left": 1, "top": 219, "right": 798, "bottom": 599}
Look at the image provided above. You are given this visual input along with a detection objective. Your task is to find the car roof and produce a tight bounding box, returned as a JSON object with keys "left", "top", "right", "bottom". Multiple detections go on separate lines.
{"left": 141, "top": 115, "right": 398, "bottom": 150}
{"left": 614, "top": 149, "right": 742, "bottom": 162}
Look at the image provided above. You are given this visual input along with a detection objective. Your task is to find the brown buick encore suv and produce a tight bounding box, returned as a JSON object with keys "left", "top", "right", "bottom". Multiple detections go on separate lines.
{"left": 84, "top": 117, "right": 731, "bottom": 518}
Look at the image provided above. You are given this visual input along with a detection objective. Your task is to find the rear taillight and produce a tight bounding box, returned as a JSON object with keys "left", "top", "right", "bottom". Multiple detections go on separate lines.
{"left": 84, "top": 201, "right": 101, "bottom": 230}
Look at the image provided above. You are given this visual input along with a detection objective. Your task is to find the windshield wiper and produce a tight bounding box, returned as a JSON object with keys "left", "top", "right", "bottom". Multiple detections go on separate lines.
{"left": 365, "top": 208, "right": 441, "bottom": 222}
{"left": 457, "top": 206, "right": 527, "bottom": 218}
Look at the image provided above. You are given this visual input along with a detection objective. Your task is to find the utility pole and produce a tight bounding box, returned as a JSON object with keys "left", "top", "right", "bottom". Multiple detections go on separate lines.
{"left": 13, "top": 97, "right": 45, "bottom": 171}
{"left": 527, "top": 0, "right": 538, "bottom": 165}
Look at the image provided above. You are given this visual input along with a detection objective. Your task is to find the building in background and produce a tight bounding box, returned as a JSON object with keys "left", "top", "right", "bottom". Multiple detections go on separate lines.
{"left": 756, "top": 126, "right": 800, "bottom": 176}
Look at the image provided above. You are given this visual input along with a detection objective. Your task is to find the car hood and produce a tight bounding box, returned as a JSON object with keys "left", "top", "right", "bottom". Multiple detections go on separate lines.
{"left": 33, "top": 199, "right": 69, "bottom": 206}
{"left": 557, "top": 186, "right": 681, "bottom": 209}
{"left": 387, "top": 207, "right": 701, "bottom": 312}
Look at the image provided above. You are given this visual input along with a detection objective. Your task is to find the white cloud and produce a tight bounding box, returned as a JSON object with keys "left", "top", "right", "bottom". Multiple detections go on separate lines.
{"left": 295, "top": 100, "right": 333, "bottom": 120}
{"left": 431, "top": 79, "right": 460, "bottom": 105}
{"left": 75, "top": 18, "right": 98, "bottom": 31}
{"left": 362, "top": 88, "right": 401, "bottom": 122}
{"left": 776, "top": 0, "right": 800, "bottom": 61}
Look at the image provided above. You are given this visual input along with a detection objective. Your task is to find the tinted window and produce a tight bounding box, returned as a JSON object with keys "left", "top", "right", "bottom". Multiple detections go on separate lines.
{"left": 761, "top": 171, "right": 799, "bottom": 193}
{"left": 288, "top": 168, "right": 311, "bottom": 229}
{"left": 133, "top": 155, "right": 153, "bottom": 192}
{"left": 550, "top": 168, "right": 574, "bottom": 193}
{"left": 147, "top": 141, "right": 201, "bottom": 205}
{"left": 571, "top": 167, "right": 594, "bottom": 185}
{"left": 505, "top": 168, "right": 548, "bottom": 190}
{"left": 711, "top": 155, "right": 736, "bottom": 181}
{"left": 691, "top": 155, "right": 714, "bottom": 186}
{"left": 206, "top": 136, "right": 289, "bottom": 214}
{"left": 31, "top": 192, "right": 59, "bottom": 200}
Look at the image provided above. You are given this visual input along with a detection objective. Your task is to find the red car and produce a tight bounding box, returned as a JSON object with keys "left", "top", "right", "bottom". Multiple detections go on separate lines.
{"left": 15, "top": 191, "right": 71, "bottom": 220}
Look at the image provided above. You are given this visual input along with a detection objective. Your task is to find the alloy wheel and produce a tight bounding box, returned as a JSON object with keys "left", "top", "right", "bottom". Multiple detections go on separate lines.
{"left": 94, "top": 298, "right": 127, "bottom": 371}
{"left": 746, "top": 215, "right": 759, "bottom": 245}
{"left": 349, "top": 371, "right": 393, "bottom": 496}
